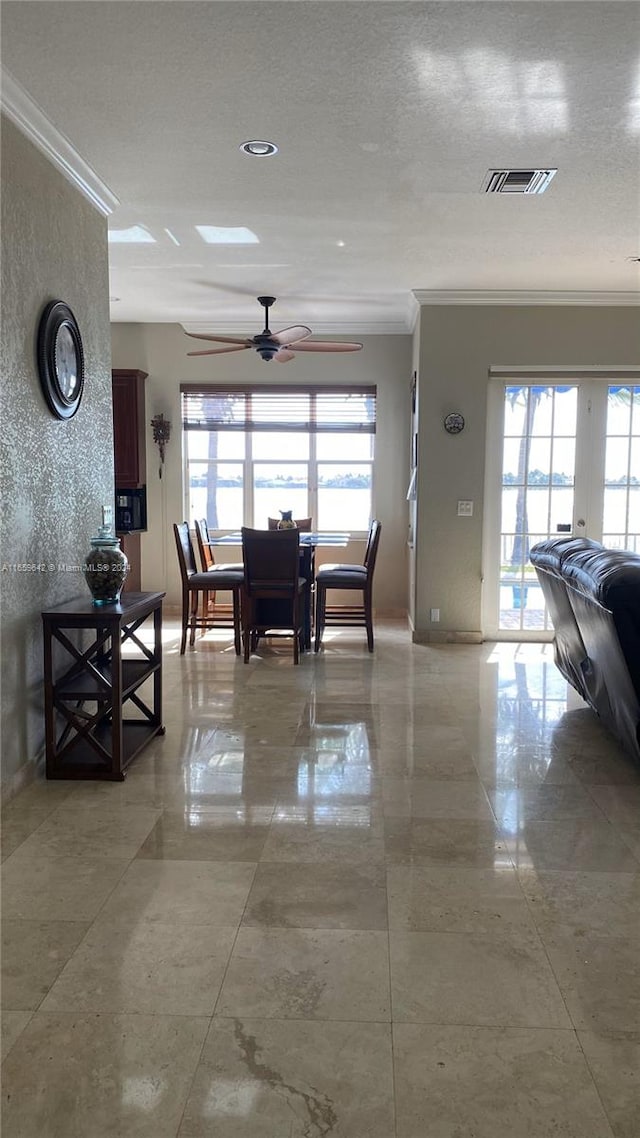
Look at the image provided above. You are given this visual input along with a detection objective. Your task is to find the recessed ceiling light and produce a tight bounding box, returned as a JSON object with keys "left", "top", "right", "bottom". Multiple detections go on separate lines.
{"left": 336, "top": 240, "right": 346, "bottom": 248}
{"left": 239, "top": 140, "right": 278, "bottom": 157}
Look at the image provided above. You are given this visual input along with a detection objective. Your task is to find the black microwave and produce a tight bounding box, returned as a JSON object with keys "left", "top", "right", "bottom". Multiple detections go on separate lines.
{"left": 115, "top": 487, "right": 147, "bottom": 533}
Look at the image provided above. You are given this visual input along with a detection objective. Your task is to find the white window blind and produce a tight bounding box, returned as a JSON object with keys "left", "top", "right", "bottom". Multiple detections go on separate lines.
{"left": 181, "top": 385, "right": 376, "bottom": 433}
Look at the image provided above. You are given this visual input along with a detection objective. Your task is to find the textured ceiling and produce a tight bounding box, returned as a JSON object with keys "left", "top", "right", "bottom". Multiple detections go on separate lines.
{"left": 2, "top": 1, "right": 639, "bottom": 332}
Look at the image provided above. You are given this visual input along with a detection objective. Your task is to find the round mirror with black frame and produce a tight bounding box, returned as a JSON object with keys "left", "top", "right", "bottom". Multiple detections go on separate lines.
{"left": 37, "top": 300, "right": 85, "bottom": 420}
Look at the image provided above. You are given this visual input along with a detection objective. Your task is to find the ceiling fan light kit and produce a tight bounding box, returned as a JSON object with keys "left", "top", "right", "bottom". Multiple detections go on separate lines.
{"left": 185, "top": 296, "right": 363, "bottom": 363}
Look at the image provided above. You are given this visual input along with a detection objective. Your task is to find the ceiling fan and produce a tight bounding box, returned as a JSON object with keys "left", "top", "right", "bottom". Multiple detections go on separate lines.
{"left": 185, "top": 296, "right": 363, "bottom": 363}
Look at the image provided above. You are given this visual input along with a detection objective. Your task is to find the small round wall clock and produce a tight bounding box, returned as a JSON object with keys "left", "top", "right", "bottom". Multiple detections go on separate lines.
{"left": 444, "top": 412, "right": 465, "bottom": 435}
{"left": 37, "top": 300, "right": 85, "bottom": 420}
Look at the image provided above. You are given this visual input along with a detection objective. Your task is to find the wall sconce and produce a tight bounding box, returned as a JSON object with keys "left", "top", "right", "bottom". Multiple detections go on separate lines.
{"left": 150, "top": 413, "right": 172, "bottom": 478}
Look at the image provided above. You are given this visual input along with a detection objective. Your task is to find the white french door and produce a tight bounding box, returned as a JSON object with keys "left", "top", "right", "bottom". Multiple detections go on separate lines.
{"left": 483, "top": 370, "right": 640, "bottom": 639}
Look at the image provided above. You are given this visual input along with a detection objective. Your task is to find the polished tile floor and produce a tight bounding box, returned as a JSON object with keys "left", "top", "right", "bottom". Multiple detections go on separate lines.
{"left": 2, "top": 620, "right": 640, "bottom": 1136}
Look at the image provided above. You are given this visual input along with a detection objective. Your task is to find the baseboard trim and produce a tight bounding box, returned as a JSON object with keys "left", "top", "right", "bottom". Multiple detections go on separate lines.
{"left": 413, "top": 629, "right": 484, "bottom": 645}
{"left": 2, "top": 757, "right": 38, "bottom": 805}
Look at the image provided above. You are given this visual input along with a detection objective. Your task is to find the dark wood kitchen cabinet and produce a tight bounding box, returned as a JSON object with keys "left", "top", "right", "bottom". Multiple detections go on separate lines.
{"left": 112, "top": 369, "right": 148, "bottom": 486}
{"left": 112, "top": 370, "right": 148, "bottom": 592}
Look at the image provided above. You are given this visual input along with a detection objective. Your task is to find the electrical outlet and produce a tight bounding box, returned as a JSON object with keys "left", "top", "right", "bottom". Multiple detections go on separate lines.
{"left": 430, "top": 608, "right": 440, "bottom": 622}
{"left": 457, "top": 500, "right": 473, "bottom": 517}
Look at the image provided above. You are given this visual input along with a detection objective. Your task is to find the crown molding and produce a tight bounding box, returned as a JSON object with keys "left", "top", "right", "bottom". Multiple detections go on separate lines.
{"left": 413, "top": 289, "right": 640, "bottom": 306}
{"left": 406, "top": 293, "right": 420, "bottom": 333}
{"left": 1, "top": 69, "right": 119, "bottom": 216}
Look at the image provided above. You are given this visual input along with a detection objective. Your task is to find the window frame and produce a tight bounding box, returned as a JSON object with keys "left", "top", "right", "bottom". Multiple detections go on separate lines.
{"left": 181, "top": 384, "right": 376, "bottom": 534}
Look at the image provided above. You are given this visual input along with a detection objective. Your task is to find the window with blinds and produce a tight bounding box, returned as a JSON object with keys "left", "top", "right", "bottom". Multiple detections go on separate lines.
{"left": 181, "top": 385, "right": 376, "bottom": 532}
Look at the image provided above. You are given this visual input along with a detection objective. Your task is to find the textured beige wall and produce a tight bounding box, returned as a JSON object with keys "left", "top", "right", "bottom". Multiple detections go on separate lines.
{"left": 111, "top": 323, "right": 412, "bottom": 612}
{"left": 0, "top": 117, "right": 113, "bottom": 793}
{"left": 415, "top": 305, "right": 640, "bottom": 639}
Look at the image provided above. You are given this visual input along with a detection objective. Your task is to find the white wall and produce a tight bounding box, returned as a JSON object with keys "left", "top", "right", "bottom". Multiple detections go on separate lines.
{"left": 0, "top": 117, "right": 113, "bottom": 794}
{"left": 110, "top": 323, "right": 412, "bottom": 612}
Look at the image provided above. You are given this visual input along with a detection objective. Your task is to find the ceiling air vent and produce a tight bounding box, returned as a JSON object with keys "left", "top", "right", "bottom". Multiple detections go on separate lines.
{"left": 483, "top": 169, "right": 557, "bottom": 195}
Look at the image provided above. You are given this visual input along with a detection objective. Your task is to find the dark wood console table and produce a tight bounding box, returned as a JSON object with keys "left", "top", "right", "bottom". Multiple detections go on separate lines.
{"left": 42, "top": 591, "right": 165, "bottom": 780}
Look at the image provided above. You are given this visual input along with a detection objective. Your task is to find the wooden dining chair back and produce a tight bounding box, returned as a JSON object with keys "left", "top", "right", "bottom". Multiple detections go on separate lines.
{"left": 193, "top": 518, "right": 244, "bottom": 634}
{"left": 194, "top": 518, "right": 243, "bottom": 574}
{"left": 173, "top": 522, "right": 243, "bottom": 655}
{"left": 241, "top": 527, "right": 307, "bottom": 664}
{"left": 314, "top": 520, "right": 382, "bottom": 652}
{"left": 267, "top": 517, "right": 313, "bottom": 531}
{"left": 194, "top": 517, "right": 215, "bottom": 571}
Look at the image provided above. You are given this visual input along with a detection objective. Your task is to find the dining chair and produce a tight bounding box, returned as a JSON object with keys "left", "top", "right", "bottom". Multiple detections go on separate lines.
{"left": 193, "top": 517, "right": 244, "bottom": 632}
{"left": 240, "top": 527, "right": 307, "bottom": 664}
{"left": 267, "top": 517, "right": 313, "bottom": 531}
{"left": 314, "top": 520, "right": 382, "bottom": 652}
{"left": 194, "top": 518, "right": 243, "bottom": 573}
{"left": 173, "top": 522, "right": 243, "bottom": 655}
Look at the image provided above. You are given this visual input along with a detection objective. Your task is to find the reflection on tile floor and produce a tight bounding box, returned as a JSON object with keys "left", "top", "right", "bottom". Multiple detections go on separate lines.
{"left": 2, "top": 622, "right": 639, "bottom": 1135}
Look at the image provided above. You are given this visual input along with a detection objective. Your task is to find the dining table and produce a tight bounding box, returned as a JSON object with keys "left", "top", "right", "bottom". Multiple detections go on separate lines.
{"left": 208, "top": 531, "right": 350, "bottom": 649}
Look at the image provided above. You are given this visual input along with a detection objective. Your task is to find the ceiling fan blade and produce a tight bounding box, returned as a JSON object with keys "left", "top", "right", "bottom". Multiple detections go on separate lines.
{"left": 274, "top": 349, "right": 296, "bottom": 363}
{"left": 185, "top": 331, "right": 251, "bottom": 345}
{"left": 187, "top": 345, "right": 250, "bottom": 357}
{"left": 272, "top": 325, "right": 312, "bottom": 346}
{"left": 289, "top": 341, "right": 363, "bottom": 353}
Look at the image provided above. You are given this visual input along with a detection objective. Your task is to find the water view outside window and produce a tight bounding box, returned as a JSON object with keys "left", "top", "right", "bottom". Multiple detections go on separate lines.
{"left": 499, "top": 383, "right": 640, "bottom": 632}
{"left": 603, "top": 386, "right": 640, "bottom": 552}
{"left": 500, "top": 385, "right": 577, "bottom": 632}
{"left": 183, "top": 387, "right": 375, "bottom": 531}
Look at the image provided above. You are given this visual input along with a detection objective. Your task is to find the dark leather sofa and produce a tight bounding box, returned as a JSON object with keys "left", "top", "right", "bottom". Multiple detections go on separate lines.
{"left": 530, "top": 536, "right": 640, "bottom": 761}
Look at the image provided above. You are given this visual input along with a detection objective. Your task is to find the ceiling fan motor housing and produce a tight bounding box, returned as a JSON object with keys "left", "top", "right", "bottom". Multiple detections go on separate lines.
{"left": 254, "top": 334, "right": 279, "bottom": 361}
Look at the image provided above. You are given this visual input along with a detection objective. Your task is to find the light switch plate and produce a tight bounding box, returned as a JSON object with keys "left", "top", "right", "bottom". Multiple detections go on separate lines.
{"left": 457, "top": 500, "right": 473, "bottom": 516}
{"left": 102, "top": 504, "right": 113, "bottom": 528}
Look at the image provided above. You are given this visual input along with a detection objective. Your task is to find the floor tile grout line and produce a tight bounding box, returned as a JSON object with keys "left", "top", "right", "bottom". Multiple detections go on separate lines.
{"left": 385, "top": 863, "right": 399, "bottom": 1138}
{"left": 173, "top": 1013, "right": 215, "bottom": 1138}
{"left": 8, "top": 849, "right": 138, "bottom": 1015}
{"left": 208, "top": 857, "right": 260, "bottom": 1023}
{"left": 573, "top": 1027, "right": 620, "bottom": 1138}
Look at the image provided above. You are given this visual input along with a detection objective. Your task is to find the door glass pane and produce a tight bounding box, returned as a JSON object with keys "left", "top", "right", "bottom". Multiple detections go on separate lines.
{"left": 551, "top": 436, "right": 575, "bottom": 482}
{"left": 188, "top": 463, "right": 243, "bottom": 528}
{"left": 504, "top": 387, "right": 528, "bottom": 435}
{"left": 606, "top": 390, "right": 631, "bottom": 434}
{"left": 317, "top": 463, "right": 371, "bottom": 530}
{"left": 502, "top": 438, "right": 523, "bottom": 483}
{"left": 605, "top": 437, "right": 629, "bottom": 484}
{"left": 530, "top": 393, "right": 554, "bottom": 436}
{"left": 603, "top": 488, "right": 627, "bottom": 545}
{"left": 527, "top": 437, "right": 551, "bottom": 482}
{"left": 499, "top": 385, "right": 578, "bottom": 633}
{"left": 549, "top": 487, "right": 574, "bottom": 534}
{"left": 253, "top": 463, "right": 308, "bottom": 530}
{"left": 627, "top": 488, "right": 640, "bottom": 541}
{"left": 603, "top": 385, "right": 640, "bottom": 551}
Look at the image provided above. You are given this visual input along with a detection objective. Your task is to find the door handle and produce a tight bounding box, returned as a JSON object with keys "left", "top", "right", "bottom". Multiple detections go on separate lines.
{"left": 576, "top": 518, "right": 586, "bottom": 528}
